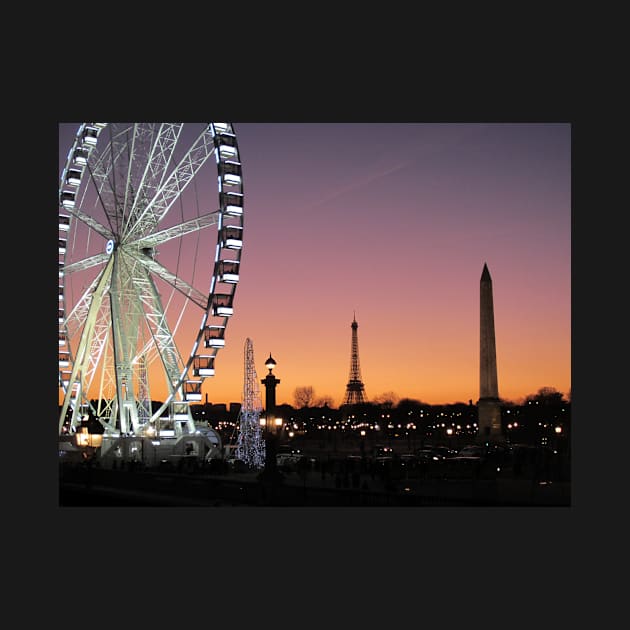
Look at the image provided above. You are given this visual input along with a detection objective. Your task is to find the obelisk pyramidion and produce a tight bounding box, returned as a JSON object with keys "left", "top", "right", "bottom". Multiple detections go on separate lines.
{"left": 477, "top": 263, "right": 503, "bottom": 442}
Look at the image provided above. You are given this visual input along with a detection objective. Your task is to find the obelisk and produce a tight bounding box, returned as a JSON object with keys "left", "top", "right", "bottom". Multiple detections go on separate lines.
{"left": 477, "top": 263, "right": 503, "bottom": 442}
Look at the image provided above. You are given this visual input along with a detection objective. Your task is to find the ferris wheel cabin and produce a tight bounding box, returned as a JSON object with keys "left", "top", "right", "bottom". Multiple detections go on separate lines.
{"left": 81, "top": 125, "right": 100, "bottom": 146}
{"left": 220, "top": 226, "right": 243, "bottom": 250}
{"left": 72, "top": 147, "right": 89, "bottom": 166}
{"left": 215, "top": 132, "right": 238, "bottom": 160}
{"left": 220, "top": 191, "right": 244, "bottom": 217}
{"left": 217, "top": 260, "right": 240, "bottom": 284}
{"left": 184, "top": 380, "right": 203, "bottom": 401}
{"left": 59, "top": 351, "right": 70, "bottom": 368}
{"left": 211, "top": 294, "right": 234, "bottom": 317}
{"left": 61, "top": 191, "right": 76, "bottom": 210}
{"left": 193, "top": 356, "right": 215, "bottom": 377}
{"left": 204, "top": 325, "right": 226, "bottom": 348}
{"left": 65, "top": 168, "right": 82, "bottom": 187}
{"left": 219, "top": 161, "right": 243, "bottom": 188}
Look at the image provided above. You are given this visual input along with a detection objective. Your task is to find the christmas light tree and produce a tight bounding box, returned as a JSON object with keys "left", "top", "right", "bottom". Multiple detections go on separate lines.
{"left": 235, "top": 338, "right": 265, "bottom": 468}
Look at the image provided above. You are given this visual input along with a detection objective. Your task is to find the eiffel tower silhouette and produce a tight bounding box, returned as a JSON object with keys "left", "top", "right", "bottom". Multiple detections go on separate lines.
{"left": 342, "top": 313, "right": 367, "bottom": 406}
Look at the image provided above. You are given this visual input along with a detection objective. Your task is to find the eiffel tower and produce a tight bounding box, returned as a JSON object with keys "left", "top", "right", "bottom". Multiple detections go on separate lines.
{"left": 342, "top": 313, "right": 367, "bottom": 406}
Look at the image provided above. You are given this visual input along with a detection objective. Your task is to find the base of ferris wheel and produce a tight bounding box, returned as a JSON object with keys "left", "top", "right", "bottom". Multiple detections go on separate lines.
{"left": 59, "top": 414, "right": 224, "bottom": 468}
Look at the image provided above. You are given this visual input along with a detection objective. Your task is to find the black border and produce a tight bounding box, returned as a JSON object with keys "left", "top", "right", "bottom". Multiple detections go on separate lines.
{"left": 33, "top": 104, "right": 596, "bottom": 620}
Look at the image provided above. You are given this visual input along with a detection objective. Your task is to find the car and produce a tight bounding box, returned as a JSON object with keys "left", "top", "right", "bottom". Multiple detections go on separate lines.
{"left": 416, "top": 448, "right": 438, "bottom": 462}
{"left": 415, "top": 446, "right": 455, "bottom": 462}
{"left": 277, "top": 445, "right": 302, "bottom": 455}
{"left": 432, "top": 446, "right": 457, "bottom": 459}
{"left": 444, "top": 444, "right": 513, "bottom": 479}
{"left": 276, "top": 453, "right": 300, "bottom": 464}
{"left": 374, "top": 445, "right": 394, "bottom": 457}
{"left": 457, "top": 445, "right": 487, "bottom": 458}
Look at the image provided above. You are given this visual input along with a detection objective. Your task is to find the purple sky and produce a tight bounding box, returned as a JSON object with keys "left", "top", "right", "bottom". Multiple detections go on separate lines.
{"left": 59, "top": 123, "right": 571, "bottom": 406}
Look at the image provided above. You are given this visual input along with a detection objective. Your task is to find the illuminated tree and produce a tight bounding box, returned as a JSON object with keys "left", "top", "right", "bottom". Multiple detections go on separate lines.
{"left": 235, "top": 338, "right": 265, "bottom": 469}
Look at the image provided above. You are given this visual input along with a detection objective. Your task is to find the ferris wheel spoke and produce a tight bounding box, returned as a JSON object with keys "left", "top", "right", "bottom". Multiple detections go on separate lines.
{"left": 63, "top": 264, "right": 111, "bottom": 338}
{"left": 123, "top": 127, "right": 216, "bottom": 243}
{"left": 128, "top": 250, "right": 209, "bottom": 310}
{"left": 84, "top": 127, "right": 136, "bottom": 236}
{"left": 132, "top": 210, "right": 220, "bottom": 249}
{"left": 62, "top": 204, "right": 115, "bottom": 243}
{"left": 63, "top": 252, "right": 110, "bottom": 276}
{"left": 69, "top": 295, "right": 114, "bottom": 425}
{"left": 58, "top": 257, "right": 114, "bottom": 433}
{"left": 133, "top": 266, "right": 187, "bottom": 392}
{"left": 123, "top": 123, "right": 184, "bottom": 235}
{"left": 121, "top": 123, "right": 183, "bottom": 240}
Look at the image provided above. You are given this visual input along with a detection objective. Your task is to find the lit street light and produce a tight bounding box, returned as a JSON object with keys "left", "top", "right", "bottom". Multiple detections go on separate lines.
{"left": 446, "top": 427, "right": 454, "bottom": 451}
{"left": 260, "top": 354, "right": 283, "bottom": 486}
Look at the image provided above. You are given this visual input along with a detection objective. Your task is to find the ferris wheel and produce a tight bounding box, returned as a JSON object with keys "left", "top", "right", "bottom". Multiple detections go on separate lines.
{"left": 58, "top": 123, "right": 244, "bottom": 438}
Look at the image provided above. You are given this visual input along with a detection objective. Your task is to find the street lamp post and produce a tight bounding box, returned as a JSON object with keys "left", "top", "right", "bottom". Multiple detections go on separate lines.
{"left": 446, "top": 427, "right": 454, "bottom": 452}
{"left": 261, "top": 354, "right": 282, "bottom": 482}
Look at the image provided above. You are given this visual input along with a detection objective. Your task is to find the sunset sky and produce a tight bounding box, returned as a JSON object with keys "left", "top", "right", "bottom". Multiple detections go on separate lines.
{"left": 59, "top": 123, "right": 571, "bottom": 407}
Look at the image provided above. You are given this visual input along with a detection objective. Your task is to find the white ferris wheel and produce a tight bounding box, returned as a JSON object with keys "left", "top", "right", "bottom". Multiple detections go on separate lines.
{"left": 58, "top": 123, "right": 244, "bottom": 439}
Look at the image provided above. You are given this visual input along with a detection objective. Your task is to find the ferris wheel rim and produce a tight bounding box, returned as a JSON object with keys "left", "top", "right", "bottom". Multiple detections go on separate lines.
{"left": 58, "top": 122, "right": 244, "bottom": 436}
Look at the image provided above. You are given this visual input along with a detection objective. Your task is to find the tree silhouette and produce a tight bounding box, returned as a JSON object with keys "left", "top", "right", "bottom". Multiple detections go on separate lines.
{"left": 524, "top": 386, "right": 567, "bottom": 405}
{"left": 373, "top": 391, "right": 399, "bottom": 409}
{"left": 315, "top": 395, "right": 334, "bottom": 408}
{"left": 293, "top": 386, "right": 315, "bottom": 408}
